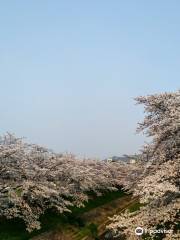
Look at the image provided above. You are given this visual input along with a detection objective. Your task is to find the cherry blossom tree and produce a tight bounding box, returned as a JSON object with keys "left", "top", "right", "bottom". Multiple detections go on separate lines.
{"left": 0, "top": 133, "right": 129, "bottom": 232}
{"left": 108, "top": 90, "right": 180, "bottom": 239}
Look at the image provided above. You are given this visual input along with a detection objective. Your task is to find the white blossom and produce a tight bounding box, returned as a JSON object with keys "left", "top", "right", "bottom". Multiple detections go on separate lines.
{"left": 108, "top": 90, "right": 180, "bottom": 239}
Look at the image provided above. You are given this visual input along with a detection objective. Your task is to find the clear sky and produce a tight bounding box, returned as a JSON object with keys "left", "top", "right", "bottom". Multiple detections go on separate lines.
{"left": 0, "top": 1, "right": 179, "bottom": 158}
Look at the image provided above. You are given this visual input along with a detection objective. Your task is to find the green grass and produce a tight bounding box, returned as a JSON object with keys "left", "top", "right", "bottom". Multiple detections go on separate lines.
{"left": 78, "top": 223, "right": 99, "bottom": 239}
{"left": 0, "top": 218, "right": 31, "bottom": 240}
{"left": 128, "top": 201, "right": 143, "bottom": 212}
{"left": 0, "top": 190, "right": 126, "bottom": 240}
{"left": 69, "top": 189, "right": 126, "bottom": 215}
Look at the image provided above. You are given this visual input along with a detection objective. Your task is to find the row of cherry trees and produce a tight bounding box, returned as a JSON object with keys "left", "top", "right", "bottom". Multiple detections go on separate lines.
{"left": 1, "top": 90, "right": 179, "bottom": 239}
{"left": 0, "top": 133, "right": 133, "bottom": 232}
{"left": 108, "top": 90, "right": 180, "bottom": 239}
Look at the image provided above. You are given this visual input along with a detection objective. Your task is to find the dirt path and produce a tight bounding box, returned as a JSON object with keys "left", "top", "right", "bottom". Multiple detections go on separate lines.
{"left": 80, "top": 195, "right": 138, "bottom": 240}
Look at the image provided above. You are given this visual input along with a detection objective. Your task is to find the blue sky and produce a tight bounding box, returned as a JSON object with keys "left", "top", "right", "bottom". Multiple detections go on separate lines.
{"left": 0, "top": 1, "right": 179, "bottom": 158}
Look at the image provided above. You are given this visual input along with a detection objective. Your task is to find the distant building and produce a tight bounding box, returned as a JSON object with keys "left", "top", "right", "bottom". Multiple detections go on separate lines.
{"left": 129, "top": 159, "right": 136, "bottom": 164}
{"left": 107, "top": 158, "right": 113, "bottom": 163}
{"left": 104, "top": 155, "right": 138, "bottom": 164}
